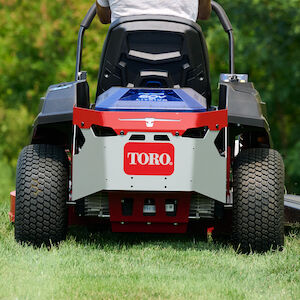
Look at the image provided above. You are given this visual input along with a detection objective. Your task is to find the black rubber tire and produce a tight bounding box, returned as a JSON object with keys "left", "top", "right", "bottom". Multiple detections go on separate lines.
{"left": 232, "top": 148, "right": 284, "bottom": 253}
{"left": 15, "top": 144, "right": 69, "bottom": 246}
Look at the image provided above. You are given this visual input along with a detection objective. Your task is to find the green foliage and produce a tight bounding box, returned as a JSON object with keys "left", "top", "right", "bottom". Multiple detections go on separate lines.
{"left": 0, "top": 160, "right": 14, "bottom": 201}
{"left": 0, "top": 104, "right": 33, "bottom": 166}
{"left": 0, "top": 0, "right": 299, "bottom": 192}
{"left": 202, "top": 0, "right": 300, "bottom": 192}
{"left": 0, "top": 0, "right": 108, "bottom": 166}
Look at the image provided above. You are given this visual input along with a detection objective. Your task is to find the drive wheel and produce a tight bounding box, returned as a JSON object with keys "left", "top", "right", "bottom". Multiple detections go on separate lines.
{"left": 232, "top": 148, "right": 284, "bottom": 253}
{"left": 15, "top": 144, "right": 69, "bottom": 246}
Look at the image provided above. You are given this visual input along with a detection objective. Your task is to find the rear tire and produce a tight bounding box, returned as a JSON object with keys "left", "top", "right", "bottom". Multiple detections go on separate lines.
{"left": 15, "top": 144, "right": 69, "bottom": 246}
{"left": 232, "top": 148, "right": 284, "bottom": 253}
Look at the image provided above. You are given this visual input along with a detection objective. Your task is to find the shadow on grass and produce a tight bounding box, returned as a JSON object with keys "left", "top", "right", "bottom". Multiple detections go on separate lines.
{"left": 66, "top": 224, "right": 300, "bottom": 253}
{"left": 67, "top": 224, "right": 231, "bottom": 252}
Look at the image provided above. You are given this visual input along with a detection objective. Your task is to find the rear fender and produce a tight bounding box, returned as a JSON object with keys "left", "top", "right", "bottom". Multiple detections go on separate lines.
{"left": 31, "top": 80, "right": 90, "bottom": 146}
{"left": 220, "top": 81, "right": 272, "bottom": 148}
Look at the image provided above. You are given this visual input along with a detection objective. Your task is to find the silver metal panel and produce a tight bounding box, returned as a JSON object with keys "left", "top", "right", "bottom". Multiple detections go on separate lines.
{"left": 72, "top": 129, "right": 226, "bottom": 202}
{"left": 284, "top": 194, "right": 300, "bottom": 210}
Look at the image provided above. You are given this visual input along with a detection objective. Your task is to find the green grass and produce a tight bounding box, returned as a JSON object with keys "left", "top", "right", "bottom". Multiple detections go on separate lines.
{"left": 0, "top": 170, "right": 299, "bottom": 300}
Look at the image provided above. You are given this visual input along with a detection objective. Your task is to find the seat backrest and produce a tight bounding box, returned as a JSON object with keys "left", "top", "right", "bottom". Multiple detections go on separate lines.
{"left": 96, "top": 15, "right": 211, "bottom": 106}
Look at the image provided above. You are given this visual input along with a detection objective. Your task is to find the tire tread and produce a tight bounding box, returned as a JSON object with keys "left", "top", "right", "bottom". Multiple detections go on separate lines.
{"left": 15, "top": 144, "right": 68, "bottom": 246}
{"left": 232, "top": 148, "right": 284, "bottom": 252}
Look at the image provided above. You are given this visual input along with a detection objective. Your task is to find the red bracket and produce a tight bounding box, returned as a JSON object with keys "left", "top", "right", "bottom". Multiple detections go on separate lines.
{"left": 109, "top": 192, "right": 191, "bottom": 233}
{"left": 9, "top": 191, "right": 16, "bottom": 223}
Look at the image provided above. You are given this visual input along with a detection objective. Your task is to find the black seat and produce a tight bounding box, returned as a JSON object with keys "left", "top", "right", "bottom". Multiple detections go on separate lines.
{"left": 96, "top": 15, "right": 211, "bottom": 106}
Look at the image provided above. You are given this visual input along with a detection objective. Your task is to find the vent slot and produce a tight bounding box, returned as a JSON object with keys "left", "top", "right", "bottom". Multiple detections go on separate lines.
{"left": 75, "top": 126, "right": 85, "bottom": 154}
{"left": 154, "top": 135, "right": 170, "bottom": 141}
{"left": 189, "top": 194, "right": 215, "bottom": 219}
{"left": 92, "top": 125, "right": 117, "bottom": 137}
{"left": 214, "top": 128, "right": 225, "bottom": 156}
{"left": 121, "top": 198, "right": 134, "bottom": 216}
{"left": 129, "top": 134, "right": 145, "bottom": 140}
{"left": 182, "top": 126, "right": 208, "bottom": 139}
{"left": 83, "top": 192, "right": 109, "bottom": 217}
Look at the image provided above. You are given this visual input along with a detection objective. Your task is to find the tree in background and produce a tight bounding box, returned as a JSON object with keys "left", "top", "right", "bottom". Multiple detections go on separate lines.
{"left": 0, "top": 0, "right": 299, "bottom": 193}
{"left": 203, "top": 0, "right": 300, "bottom": 193}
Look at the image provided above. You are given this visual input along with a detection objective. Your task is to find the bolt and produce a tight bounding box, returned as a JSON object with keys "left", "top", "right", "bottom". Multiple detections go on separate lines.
{"left": 175, "top": 131, "right": 179, "bottom": 136}
{"left": 120, "top": 130, "right": 124, "bottom": 135}
{"left": 147, "top": 222, "right": 151, "bottom": 225}
{"left": 216, "top": 124, "right": 219, "bottom": 129}
{"left": 81, "top": 122, "right": 85, "bottom": 127}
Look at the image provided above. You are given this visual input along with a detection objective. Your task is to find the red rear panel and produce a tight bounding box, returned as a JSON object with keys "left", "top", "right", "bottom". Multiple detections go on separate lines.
{"left": 109, "top": 192, "right": 191, "bottom": 233}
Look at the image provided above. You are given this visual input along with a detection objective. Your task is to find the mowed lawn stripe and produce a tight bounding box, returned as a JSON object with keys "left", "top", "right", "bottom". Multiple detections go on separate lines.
{"left": 0, "top": 190, "right": 299, "bottom": 299}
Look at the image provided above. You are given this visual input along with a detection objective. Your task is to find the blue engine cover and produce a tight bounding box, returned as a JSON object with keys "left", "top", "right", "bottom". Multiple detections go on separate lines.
{"left": 95, "top": 87, "right": 207, "bottom": 112}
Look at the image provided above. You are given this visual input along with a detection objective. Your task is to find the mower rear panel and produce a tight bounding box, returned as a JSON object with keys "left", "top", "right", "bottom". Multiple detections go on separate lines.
{"left": 71, "top": 87, "right": 228, "bottom": 233}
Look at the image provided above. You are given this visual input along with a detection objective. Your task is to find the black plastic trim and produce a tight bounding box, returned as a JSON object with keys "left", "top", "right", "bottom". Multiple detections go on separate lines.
{"left": 80, "top": 3, "right": 96, "bottom": 29}
{"left": 228, "top": 116, "right": 266, "bottom": 128}
{"left": 222, "top": 81, "right": 270, "bottom": 130}
{"left": 211, "top": 1, "right": 233, "bottom": 32}
{"left": 34, "top": 113, "right": 73, "bottom": 126}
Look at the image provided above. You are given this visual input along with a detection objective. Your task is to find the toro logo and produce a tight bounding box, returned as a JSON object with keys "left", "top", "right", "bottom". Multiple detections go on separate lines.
{"left": 124, "top": 142, "right": 174, "bottom": 175}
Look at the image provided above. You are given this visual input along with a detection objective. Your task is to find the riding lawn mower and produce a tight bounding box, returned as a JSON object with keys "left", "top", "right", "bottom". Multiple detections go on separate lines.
{"left": 10, "top": 1, "right": 285, "bottom": 253}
